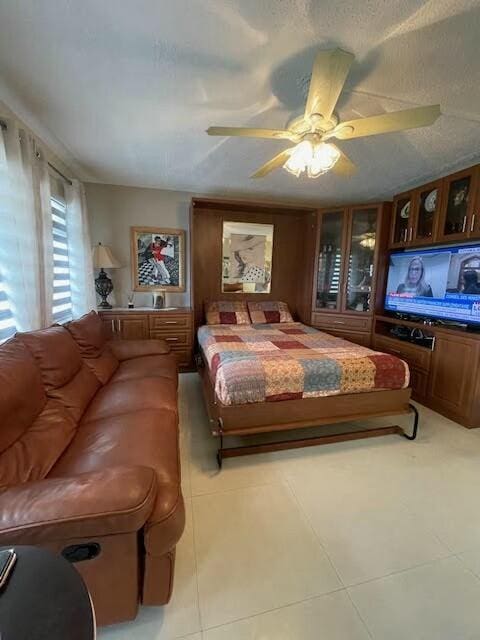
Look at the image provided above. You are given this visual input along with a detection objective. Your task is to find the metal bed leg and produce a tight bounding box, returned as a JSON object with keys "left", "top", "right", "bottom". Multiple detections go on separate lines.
{"left": 216, "top": 424, "right": 224, "bottom": 469}
{"left": 215, "top": 405, "right": 419, "bottom": 467}
{"left": 402, "top": 403, "right": 419, "bottom": 441}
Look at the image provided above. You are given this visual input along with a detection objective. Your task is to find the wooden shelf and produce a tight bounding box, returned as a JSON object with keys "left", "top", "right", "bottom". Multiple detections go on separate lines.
{"left": 375, "top": 314, "right": 480, "bottom": 340}
{"left": 373, "top": 313, "right": 480, "bottom": 427}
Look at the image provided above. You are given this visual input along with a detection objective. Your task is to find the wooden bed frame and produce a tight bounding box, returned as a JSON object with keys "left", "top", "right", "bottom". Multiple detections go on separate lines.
{"left": 197, "top": 352, "right": 418, "bottom": 468}
{"left": 190, "top": 196, "right": 419, "bottom": 468}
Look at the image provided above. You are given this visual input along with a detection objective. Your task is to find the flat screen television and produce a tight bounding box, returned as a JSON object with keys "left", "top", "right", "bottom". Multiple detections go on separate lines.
{"left": 384, "top": 243, "right": 480, "bottom": 326}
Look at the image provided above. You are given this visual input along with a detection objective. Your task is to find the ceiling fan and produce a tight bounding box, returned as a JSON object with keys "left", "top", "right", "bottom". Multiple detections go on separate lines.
{"left": 206, "top": 48, "right": 441, "bottom": 179}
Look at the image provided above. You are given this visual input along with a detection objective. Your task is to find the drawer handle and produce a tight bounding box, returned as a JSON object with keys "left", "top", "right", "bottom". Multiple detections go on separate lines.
{"left": 164, "top": 320, "right": 178, "bottom": 324}
{"left": 165, "top": 337, "right": 179, "bottom": 342}
{"left": 333, "top": 320, "right": 345, "bottom": 325}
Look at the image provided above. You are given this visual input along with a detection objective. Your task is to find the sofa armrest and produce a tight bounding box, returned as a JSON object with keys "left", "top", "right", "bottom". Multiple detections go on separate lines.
{"left": 108, "top": 339, "right": 171, "bottom": 361}
{"left": 0, "top": 466, "right": 157, "bottom": 545}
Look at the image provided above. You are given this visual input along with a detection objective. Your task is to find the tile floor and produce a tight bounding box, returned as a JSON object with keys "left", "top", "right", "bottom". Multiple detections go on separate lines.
{"left": 99, "top": 373, "right": 480, "bottom": 640}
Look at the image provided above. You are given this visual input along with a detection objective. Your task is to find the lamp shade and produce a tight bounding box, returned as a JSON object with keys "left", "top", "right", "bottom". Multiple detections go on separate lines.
{"left": 92, "top": 243, "right": 120, "bottom": 269}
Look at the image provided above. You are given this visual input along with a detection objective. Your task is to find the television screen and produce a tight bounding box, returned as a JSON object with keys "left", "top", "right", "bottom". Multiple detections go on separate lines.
{"left": 385, "top": 244, "right": 480, "bottom": 325}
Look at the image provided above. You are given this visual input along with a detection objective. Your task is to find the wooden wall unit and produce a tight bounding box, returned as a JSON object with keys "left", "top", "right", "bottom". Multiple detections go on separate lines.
{"left": 191, "top": 197, "right": 316, "bottom": 333}
{"left": 428, "top": 332, "right": 479, "bottom": 423}
{"left": 99, "top": 307, "right": 194, "bottom": 370}
{"left": 373, "top": 315, "right": 480, "bottom": 428}
{"left": 310, "top": 202, "right": 391, "bottom": 347}
{"left": 389, "top": 163, "right": 480, "bottom": 249}
{"left": 189, "top": 189, "right": 480, "bottom": 431}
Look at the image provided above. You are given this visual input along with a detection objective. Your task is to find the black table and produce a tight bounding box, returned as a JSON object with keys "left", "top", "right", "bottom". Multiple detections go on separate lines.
{"left": 0, "top": 546, "right": 95, "bottom": 639}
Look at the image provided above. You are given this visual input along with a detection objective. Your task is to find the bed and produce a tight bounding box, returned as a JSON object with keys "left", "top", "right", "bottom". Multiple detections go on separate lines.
{"left": 197, "top": 320, "right": 418, "bottom": 467}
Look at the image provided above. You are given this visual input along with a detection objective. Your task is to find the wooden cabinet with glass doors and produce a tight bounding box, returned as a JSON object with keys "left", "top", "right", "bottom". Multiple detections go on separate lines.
{"left": 390, "top": 180, "right": 442, "bottom": 248}
{"left": 437, "top": 165, "right": 480, "bottom": 242}
{"left": 389, "top": 164, "right": 480, "bottom": 249}
{"left": 311, "top": 204, "right": 388, "bottom": 347}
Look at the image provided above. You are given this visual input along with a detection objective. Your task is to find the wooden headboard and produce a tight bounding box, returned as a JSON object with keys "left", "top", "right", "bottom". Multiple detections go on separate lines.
{"left": 191, "top": 197, "right": 317, "bottom": 337}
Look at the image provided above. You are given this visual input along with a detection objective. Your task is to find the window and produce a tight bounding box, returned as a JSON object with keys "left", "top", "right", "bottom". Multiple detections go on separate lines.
{"left": 0, "top": 271, "right": 15, "bottom": 342}
{"left": 51, "top": 196, "right": 73, "bottom": 323}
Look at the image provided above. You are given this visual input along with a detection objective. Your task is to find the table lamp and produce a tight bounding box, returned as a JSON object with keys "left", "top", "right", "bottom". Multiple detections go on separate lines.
{"left": 92, "top": 243, "right": 120, "bottom": 309}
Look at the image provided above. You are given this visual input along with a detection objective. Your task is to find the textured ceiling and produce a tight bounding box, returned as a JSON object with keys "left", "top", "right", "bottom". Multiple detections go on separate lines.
{"left": 0, "top": 0, "right": 479, "bottom": 204}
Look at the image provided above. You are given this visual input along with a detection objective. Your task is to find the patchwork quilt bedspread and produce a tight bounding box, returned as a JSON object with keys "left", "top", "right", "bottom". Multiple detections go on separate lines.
{"left": 198, "top": 322, "right": 410, "bottom": 406}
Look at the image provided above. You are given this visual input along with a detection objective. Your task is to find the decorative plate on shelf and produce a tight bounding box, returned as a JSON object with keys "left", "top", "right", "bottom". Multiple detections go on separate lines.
{"left": 453, "top": 186, "right": 468, "bottom": 207}
{"left": 400, "top": 202, "right": 410, "bottom": 218}
{"left": 424, "top": 189, "right": 438, "bottom": 212}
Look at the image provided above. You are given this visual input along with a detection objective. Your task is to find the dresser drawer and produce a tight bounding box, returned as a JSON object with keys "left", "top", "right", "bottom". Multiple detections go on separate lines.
{"left": 149, "top": 314, "right": 192, "bottom": 331}
{"left": 328, "top": 329, "right": 372, "bottom": 348}
{"left": 373, "top": 335, "right": 432, "bottom": 371}
{"left": 150, "top": 330, "right": 191, "bottom": 347}
{"left": 312, "top": 312, "right": 372, "bottom": 332}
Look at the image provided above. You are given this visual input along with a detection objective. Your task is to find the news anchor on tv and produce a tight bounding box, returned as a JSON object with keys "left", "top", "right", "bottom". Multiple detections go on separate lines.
{"left": 396, "top": 257, "right": 433, "bottom": 297}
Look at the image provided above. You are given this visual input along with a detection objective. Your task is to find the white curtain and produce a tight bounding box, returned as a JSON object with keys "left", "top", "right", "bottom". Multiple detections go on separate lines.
{"left": 66, "top": 179, "right": 96, "bottom": 317}
{"left": 0, "top": 120, "right": 52, "bottom": 332}
{"left": 22, "top": 132, "right": 54, "bottom": 327}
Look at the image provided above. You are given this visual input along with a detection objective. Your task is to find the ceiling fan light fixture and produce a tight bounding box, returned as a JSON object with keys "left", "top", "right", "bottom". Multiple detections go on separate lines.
{"left": 208, "top": 48, "right": 441, "bottom": 180}
{"left": 283, "top": 141, "right": 340, "bottom": 178}
{"left": 283, "top": 140, "right": 312, "bottom": 177}
{"left": 309, "top": 142, "right": 341, "bottom": 178}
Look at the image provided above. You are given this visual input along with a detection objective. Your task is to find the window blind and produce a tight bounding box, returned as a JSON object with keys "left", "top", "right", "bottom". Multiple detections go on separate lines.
{"left": 0, "top": 272, "right": 16, "bottom": 342}
{"left": 51, "top": 197, "right": 73, "bottom": 323}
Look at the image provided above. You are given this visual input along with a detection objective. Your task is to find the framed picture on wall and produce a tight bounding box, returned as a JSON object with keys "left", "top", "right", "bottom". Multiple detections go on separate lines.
{"left": 131, "top": 226, "right": 186, "bottom": 292}
{"left": 222, "top": 221, "right": 274, "bottom": 293}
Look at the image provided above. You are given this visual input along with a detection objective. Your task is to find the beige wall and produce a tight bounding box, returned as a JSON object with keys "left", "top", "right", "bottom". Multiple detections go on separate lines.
{"left": 86, "top": 183, "right": 194, "bottom": 308}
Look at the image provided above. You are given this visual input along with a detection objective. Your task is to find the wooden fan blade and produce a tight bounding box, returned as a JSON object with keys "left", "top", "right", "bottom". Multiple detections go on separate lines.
{"left": 330, "top": 145, "right": 357, "bottom": 176}
{"left": 305, "top": 48, "right": 354, "bottom": 121}
{"left": 251, "top": 148, "right": 293, "bottom": 178}
{"left": 207, "top": 126, "right": 298, "bottom": 141}
{"left": 333, "top": 104, "right": 441, "bottom": 140}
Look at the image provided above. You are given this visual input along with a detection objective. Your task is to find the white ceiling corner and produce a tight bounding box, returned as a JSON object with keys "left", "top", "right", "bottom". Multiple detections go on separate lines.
{"left": 0, "top": 0, "right": 479, "bottom": 204}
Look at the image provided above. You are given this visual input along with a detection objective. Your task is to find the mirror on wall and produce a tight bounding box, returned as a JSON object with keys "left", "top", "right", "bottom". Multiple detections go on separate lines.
{"left": 222, "top": 221, "right": 274, "bottom": 293}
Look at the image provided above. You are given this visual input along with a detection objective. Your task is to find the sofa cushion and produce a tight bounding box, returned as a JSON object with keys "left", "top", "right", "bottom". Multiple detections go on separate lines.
{"left": 0, "top": 466, "right": 157, "bottom": 544}
{"left": 144, "top": 488, "right": 185, "bottom": 557}
{"left": 17, "top": 326, "right": 82, "bottom": 390}
{"left": 109, "top": 340, "right": 171, "bottom": 361}
{"left": 51, "top": 408, "right": 180, "bottom": 485}
{"left": 66, "top": 310, "right": 108, "bottom": 357}
{"left": 0, "top": 338, "right": 47, "bottom": 454}
{"left": 0, "top": 400, "right": 76, "bottom": 488}
{"left": 51, "top": 408, "right": 184, "bottom": 556}
{"left": 111, "top": 354, "right": 178, "bottom": 384}
{"left": 48, "top": 364, "right": 101, "bottom": 423}
{"left": 81, "top": 378, "right": 177, "bottom": 423}
{"left": 83, "top": 348, "right": 119, "bottom": 385}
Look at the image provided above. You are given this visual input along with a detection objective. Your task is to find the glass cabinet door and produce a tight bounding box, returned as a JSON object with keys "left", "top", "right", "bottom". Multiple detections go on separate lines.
{"left": 392, "top": 196, "right": 412, "bottom": 245}
{"left": 415, "top": 183, "right": 440, "bottom": 243}
{"left": 315, "top": 211, "right": 344, "bottom": 311}
{"left": 441, "top": 173, "right": 474, "bottom": 237}
{"left": 345, "top": 208, "right": 377, "bottom": 312}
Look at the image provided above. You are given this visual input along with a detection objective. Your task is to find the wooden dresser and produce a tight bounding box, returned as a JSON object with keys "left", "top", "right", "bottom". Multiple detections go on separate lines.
{"left": 99, "top": 307, "right": 193, "bottom": 370}
{"left": 373, "top": 315, "right": 480, "bottom": 428}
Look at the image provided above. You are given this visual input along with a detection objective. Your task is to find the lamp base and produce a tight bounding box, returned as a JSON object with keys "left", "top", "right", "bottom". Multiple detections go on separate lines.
{"left": 95, "top": 268, "right": 114, "bottom": 310}
{"left": 97, "top": 300, "right": 113, "bottom": 310}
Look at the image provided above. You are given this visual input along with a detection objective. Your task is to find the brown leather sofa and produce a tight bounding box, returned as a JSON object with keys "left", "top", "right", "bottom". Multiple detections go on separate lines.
{"left": 0, "top": 311, "right": 185, "bottom": 626}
